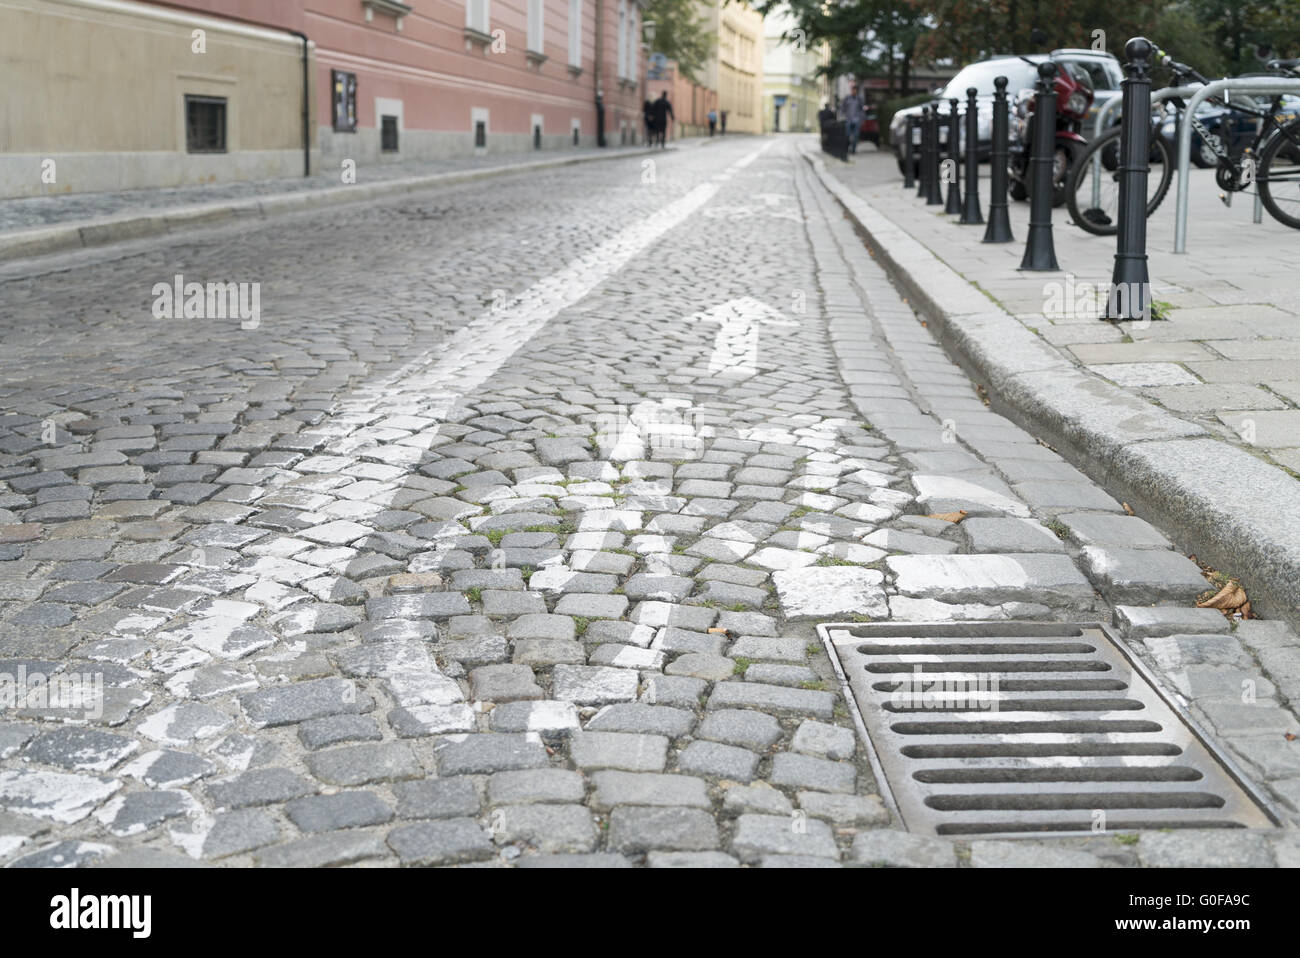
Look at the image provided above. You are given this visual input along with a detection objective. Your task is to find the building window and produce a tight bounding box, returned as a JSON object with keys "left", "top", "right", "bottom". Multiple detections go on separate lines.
{"left": 381, "top": 115, "right": 399, "bottom": 152}
{"left": 185, "top": 95, "right": 227, "bottom": 153}
{"left": 568, "top": 0, "right": 581, "bottom": 68}
{"left": 475, "top": 120, "right": 487, "bottom": 148}
{"left": 466, "top": 0, "right": 489, "bottom": 35}
{"left": 332, "top": 70, "right": 357, "bottom": 132}
{"left": 616, "top": 0, "right": 627, "bottom": 79}
{"left": 527, "top": 0, "right": 543, "bottom": 54}
{"left": 626, "top": 8, "right": 637, "bottom": 81}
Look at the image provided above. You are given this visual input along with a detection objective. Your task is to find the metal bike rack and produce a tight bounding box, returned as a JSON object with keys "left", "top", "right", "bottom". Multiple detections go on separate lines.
{"left": 1088, "top": 85, "right": 1201, "bottom": 212}
{"left": 1175, "top": 76, "right": 1300, "bottom": 251}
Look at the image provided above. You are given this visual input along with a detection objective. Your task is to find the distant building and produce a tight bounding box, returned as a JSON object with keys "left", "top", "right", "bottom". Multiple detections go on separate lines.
{"left": 845, "top": 64, "right": 957, "bottom": 105}
{"left": 645, "top": 57, "right": 717, "bottom": 140}
{"left": 698, "top": 0, "right": 762, "bottom": 134}
{"left": 761, "top": 7, "right": 828, "bottom": 133}
{"left": 1, "top": 0, "right": 649, "bottom": 198}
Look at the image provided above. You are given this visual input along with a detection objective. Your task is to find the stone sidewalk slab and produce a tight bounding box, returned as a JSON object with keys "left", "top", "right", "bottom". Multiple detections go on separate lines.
{"left": 810, "top": 144, "right": 1300, "bottom": 628}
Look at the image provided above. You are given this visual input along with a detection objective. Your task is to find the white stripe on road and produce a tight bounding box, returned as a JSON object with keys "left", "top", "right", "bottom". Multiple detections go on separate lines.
{"left": 336, "top": 140, "right": 777, "bottom": 424}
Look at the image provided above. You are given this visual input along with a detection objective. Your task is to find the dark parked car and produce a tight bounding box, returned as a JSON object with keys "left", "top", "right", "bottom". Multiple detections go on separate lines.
{"left": 1159, "top": 95, "right": 1300, "bottom": 167}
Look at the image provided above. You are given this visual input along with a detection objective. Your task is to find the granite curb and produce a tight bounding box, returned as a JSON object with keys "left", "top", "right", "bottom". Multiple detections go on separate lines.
{"left": 803, "top": 146, "right": 1300, "bottom": 628}
{"left": 0, "top": 146, "right": 667, "bottom": 263}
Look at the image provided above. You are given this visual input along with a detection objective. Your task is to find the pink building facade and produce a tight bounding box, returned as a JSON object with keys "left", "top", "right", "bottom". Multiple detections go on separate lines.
{"left": 158, "top": 0, "right": 650, "bottom": 161}
{"left": 312, "top": 0, "right": 648, "bottom": 160}
{"left": 647, "top": 61, "right": 718, "bottom": 141}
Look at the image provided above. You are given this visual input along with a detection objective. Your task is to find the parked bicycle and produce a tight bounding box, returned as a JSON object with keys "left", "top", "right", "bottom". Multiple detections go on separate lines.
{"left": 1066, "top": 49, "right": 1300, "bottom": 234}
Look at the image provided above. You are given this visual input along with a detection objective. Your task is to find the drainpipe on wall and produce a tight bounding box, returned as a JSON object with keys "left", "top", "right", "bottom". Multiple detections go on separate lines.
{"left": 288, "top": 30, "right": 311, "bottom": 176}
{"left": 594, "top": 0, "right": 606, "bottom": 146}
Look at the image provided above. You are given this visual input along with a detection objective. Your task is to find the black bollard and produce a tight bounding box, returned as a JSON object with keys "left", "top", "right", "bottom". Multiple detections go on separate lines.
{"left": 1104, "top": 38, "right": 1154, "bottom": 321}
{"left": 1019, "top": 61, "right": 1060, "bottom": 270}
{"left": 983, "top": 76, "right": 1014, "bottom": 242}
{"left": 960, "top": 87, "right": 984, "bottom": 224}
{"left": 903, "top": 115, "right": 916, "bottom": 189}
{"left": 925, "top": 107, "right": 943, "bottom": 205}
{"left": 945, "top": 98, "right": 963, "bottom": 214}
{"left": 917, "top": 106, "right": 930, "bottom": 198}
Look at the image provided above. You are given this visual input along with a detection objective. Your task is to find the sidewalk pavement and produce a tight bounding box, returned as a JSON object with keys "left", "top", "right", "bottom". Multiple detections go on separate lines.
{"left": 809, "top": 141, "right": 1300, "bottom": 624}
{"left": 0, "top": 140, "right": 698, "bottom": 262}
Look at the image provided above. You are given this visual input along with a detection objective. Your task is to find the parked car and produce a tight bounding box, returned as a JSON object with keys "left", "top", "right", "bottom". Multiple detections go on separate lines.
{"left": 860, "top": 110, "right": 880, "bottom": 146}
{"left": 890, "top": 48, "right": 1122, "bottom": 175}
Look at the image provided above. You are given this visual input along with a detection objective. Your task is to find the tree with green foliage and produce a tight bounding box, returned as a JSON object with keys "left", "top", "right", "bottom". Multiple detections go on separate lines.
{"left": 760, "top": 0, "right": 1294, "bottom": 94}
{"left": 752, "top": 0, "right": 929, "bottom": 98}
{"left": 1189, "top": 0, "right": 1300, "bottom": 74}
{"left": 644, "top": 0, "right": 716, "bottom": 83}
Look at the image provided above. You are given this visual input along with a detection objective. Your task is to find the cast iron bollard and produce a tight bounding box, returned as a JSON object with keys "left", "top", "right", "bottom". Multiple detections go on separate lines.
{"left": 925, "top": 107, "right": 944, "bottom": 205}
{"left": 1019, "top": 61, "right": 1060, "bottom": 270}
{"left": 945, "top": 98, "right": 963, "bottom": 214}
{"left": 1105, "top": 37, "right": 1154, "bottom": 320}
{"left": 920, "top": 107, "right": 933, "bottom": 200}
{"left": 903, "top": 115, "right": 916, "bottom": 189}
{"left": 960, "top": 87, "right": 984, "bottom": 224}
{"left": 983, "top": 76, "right": 1014, "bottom": 242}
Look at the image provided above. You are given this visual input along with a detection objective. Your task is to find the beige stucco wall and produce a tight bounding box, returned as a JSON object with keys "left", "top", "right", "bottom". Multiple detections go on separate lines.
{"left": 707, "top": 0, "right": 762, "bottom": 134}
{"left": 761, "top": 18, "right": 828, "bottom": 134}
{"left": 0, "top": 0, "right": 312, "bottom": 197}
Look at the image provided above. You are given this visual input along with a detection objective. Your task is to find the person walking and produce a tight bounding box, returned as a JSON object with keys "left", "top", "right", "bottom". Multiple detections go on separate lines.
{"left": 708, "top": 108, "right": 717, "bottom": 136}
{"left": 643, "top": 99, "right": 655, "bottom": 147}
{"left": 651, "top": 91, "right": 673, "bottom": 148}
{"left": 840, "top": 81, "right": 864, "bottom": 155}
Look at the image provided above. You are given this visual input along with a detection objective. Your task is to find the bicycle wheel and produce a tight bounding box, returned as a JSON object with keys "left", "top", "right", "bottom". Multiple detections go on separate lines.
{"left": 1258, "top": 117, "right": 1300, "bottom": 229}
{"left": 1066, "top": 127, "right": 1174, "bottom": 236}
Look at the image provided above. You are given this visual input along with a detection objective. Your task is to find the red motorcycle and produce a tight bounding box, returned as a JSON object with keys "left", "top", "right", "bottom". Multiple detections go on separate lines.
{"left": 1008, "top": 58, "right": 1095, "bottom": 206}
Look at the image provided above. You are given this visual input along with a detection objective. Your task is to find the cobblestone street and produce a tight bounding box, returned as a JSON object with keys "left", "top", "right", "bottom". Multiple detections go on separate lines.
{"left": 1, "top": 136, "right": 1297, "bottom": 869}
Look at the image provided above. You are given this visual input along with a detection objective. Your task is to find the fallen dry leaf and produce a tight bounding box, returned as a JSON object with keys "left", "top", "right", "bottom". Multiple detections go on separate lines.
{"left": 1197, "top": 581, "right": 1245, "bottom": 610}
{"left": 1122, "top": 502, "right": 1135, "bottom": 516}
{"left": 707, "top": 627, "right": 729, "bottom": 635}
{"left": 1196, "top": 580, "right": 1255, "bottom": 619}
{"left": 1286, "top": 732, "right": 1297, "bottom": 742}
{"left": 926, "top": 510, "right": 969, "bottom": 524}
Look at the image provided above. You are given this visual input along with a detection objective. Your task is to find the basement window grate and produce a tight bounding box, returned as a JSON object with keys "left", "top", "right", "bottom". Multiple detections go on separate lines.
{"left": 817, "top": 620, "right": 1280, "bottom": 838}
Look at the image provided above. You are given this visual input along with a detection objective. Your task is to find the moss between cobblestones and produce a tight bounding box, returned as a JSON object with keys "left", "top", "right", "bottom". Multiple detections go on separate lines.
{"left": 1043, "top": 518, "right": 1069, "bottom": 540}
{"left": 815, "top": 555, "right": 854, "bottom": 567}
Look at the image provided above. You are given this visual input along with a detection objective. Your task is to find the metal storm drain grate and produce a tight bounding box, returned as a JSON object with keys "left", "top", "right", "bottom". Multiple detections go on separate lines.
{"left": 817, "top": 621, "right": 1279, "bottom": 837}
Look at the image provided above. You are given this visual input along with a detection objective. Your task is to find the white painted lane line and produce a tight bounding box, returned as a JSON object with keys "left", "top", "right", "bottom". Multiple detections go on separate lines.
{"left": 334, "top": 140, "right": 778, "bottom": 426}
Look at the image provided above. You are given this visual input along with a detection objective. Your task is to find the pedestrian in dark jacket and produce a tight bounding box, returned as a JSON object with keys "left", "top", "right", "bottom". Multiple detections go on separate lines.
{"left": 651, "top": 92, "right": 673, "bottom": 148}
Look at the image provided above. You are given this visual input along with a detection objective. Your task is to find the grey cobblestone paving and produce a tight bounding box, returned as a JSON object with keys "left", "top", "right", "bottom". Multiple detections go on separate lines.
{"left": 0, "top": 136, "right": 1296, "bottom": 867}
